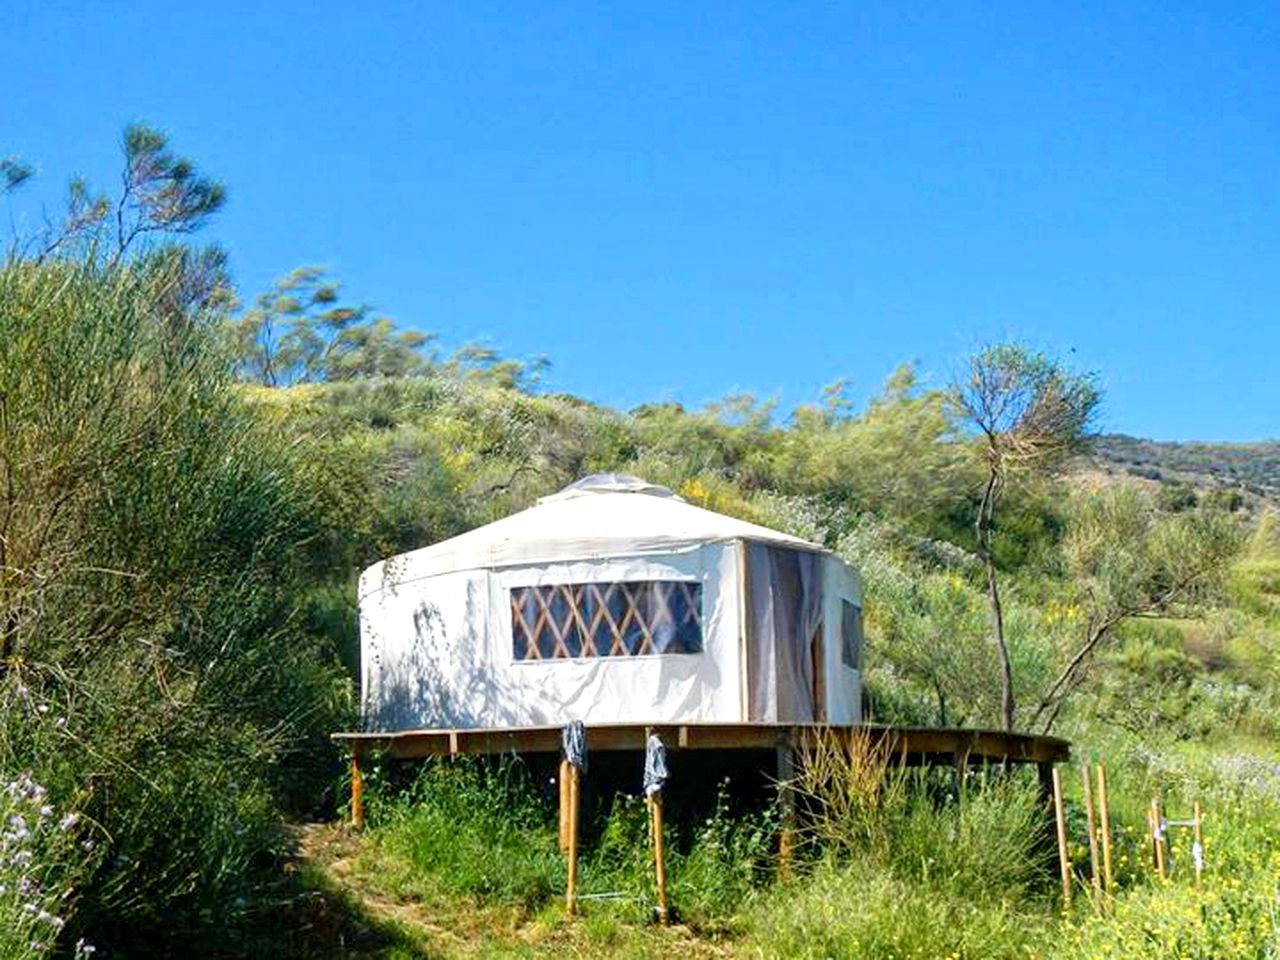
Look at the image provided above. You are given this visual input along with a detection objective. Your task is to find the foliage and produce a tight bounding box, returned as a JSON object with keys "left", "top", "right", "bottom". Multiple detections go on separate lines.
{"left": 1030, "top": 482, "right": 1244, "bottom": 730}
{"left": 5, "top": 126, "right": 1279, "bottom": 959}
{"left": 0, "top": 256, "right": 351, "bottom": 954}
{"left": 369, "top": 758, "right": 564, "bottom": 909}
{"left": 0, "top": 771, "right": 92, "bottom": 960}
{"left": 952, "top": 343, "right": 1102, "bottom": 731}
{"left": 225, "top": 267, "right": 435, "bottom": 385}
{"left": 753, "top": 865, "right": 1047, "bottom": 960}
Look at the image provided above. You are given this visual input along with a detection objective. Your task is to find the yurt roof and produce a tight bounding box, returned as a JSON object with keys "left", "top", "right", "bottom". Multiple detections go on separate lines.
{"left": 359, "top": 474, "right": 826, "bottom": 597}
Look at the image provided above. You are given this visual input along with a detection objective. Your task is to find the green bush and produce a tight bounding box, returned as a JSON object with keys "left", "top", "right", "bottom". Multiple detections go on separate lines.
{"left": 0, "top": 256, "right": 350, "bottom": 954}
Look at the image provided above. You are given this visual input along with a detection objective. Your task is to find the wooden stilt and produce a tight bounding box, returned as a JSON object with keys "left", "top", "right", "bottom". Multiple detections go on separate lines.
{"left": 1151, "top": 797, "right": 1166, "bottom": 880}
{"left": 954, "top": 750, "right": 970, "bottom": 803}
{"left": 558, "top": 758, "right": 570, "bottom": 853}
{"left": 1052, "top": 767, "right": 1072, "bottom": 908}
{"left": 1096, "top": 763, "right": 1113, "bottom": 894}
{"left": 350, "top": 750, "right": 365, "bottom": 830}
{"left": 1037, "top": 762, "right": 1055, "bottom": 818}
{"left": 776, "top": 737, "right": 796, "bottom": 881}
{"left": 566, "top": 762, "right": 580, "bottom": 915}
{"left": 1081, "top": 762, "right": 1100, "bottom": 901}
{"left": 649, "top": 791, "right": 669, "bottom": 925}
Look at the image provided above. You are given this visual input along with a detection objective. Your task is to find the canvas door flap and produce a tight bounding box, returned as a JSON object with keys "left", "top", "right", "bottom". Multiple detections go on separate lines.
{"left": 747, "top": 544, "right": 822, "bottom": 722}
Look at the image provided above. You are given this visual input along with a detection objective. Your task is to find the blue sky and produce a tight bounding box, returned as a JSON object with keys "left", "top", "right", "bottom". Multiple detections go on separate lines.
{"left": 3, "top": 2, "right": 1277, "bottom": 440}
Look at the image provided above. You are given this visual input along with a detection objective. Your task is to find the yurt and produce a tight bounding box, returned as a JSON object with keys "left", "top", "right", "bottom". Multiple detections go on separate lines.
{"left": 358, "top": 474, "right": 863, "bottom": 732}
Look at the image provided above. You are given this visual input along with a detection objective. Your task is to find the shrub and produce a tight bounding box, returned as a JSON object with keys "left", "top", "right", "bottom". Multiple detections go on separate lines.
{"left": 0, "top": 256, "right": 350, "bottom": 954}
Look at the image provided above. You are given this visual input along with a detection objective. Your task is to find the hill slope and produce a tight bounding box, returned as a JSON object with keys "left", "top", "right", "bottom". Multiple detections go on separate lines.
{"left": 1091, "top": 434, "right": 1280, "bottom": 503}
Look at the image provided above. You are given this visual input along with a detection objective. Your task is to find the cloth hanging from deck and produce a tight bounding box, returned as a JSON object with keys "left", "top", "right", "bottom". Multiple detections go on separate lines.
{"left": 643, "top": 733, "right": 668, "bottom": 796}
{"left": 563, "top": 720, "right": 587, "bottom": 771}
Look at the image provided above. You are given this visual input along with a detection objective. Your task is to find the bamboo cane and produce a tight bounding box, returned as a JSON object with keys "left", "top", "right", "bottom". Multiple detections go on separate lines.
{"left": 350, "top": 751, "right": 365, "bottom": 830}
{"left": 650, "top": 791, "right": 669, "bottom": 925}
{"left": 566, "top": 763, "right": 580, "bottom": 915}
{"left": 558, "top": 758, "right": 570, "bottom": 853}
{"left": 1081, "top": 762, "right": 1100, "bottom": 902}
{"left": 1096, "top": 763, "right": 1113, "bottom": 894}
{"left": 1052, "top": 767, "right": 1072, "bottom": 908}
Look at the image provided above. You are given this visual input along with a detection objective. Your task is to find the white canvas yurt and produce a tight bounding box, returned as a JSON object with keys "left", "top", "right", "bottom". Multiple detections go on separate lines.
{"left": 358, "top": 474, "right": 863, "bottom": 732}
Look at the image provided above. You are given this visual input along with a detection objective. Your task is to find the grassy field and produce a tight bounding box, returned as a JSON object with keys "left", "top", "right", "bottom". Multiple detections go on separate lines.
{"left": 282, "top": 730, "right": 1280, "bottom": 960}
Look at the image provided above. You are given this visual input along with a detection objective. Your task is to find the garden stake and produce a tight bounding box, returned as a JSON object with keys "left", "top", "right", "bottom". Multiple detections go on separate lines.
{"left": 1151, "top": 797, "right": 1166, "bottom": 880}
{"left": 1096, "top": 763, "right": 1113, "bottom": 894}
{"left": 566, "top": 762, "right": 580, "bottom": 915}
{"left": 649, "top": 791, "right": 669, "bottom": 925}
{"left": 1193, "top": 801, "right": 1204, "bottom": 886}
{"left": 350, "top": 750, "right": 365, "bottom": 830}
{"left": 1081, "top": 761, "right": 1100, "bottom": 902}
{"left": 1052, "top": 767, "right": 1072, "bottom": 908}
{"left": 558, "top": 757, "right": 570, "bottom": 852}
{"left": 643, "top": 731, "right": 671, "bottom": 925}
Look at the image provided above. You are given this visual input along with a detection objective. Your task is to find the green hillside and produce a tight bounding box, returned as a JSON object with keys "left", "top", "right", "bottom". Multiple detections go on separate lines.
{"left": 1092, "top": 434, "right": 1280, "bottom": 504}
{"left": 3, "top": 126, "right": 1279, "bottom": 958}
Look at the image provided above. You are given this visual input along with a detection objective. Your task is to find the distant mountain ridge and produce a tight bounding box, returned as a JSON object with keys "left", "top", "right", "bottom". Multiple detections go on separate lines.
{"left": 1091, "top": 434, "right": 1280, "bottom": 503}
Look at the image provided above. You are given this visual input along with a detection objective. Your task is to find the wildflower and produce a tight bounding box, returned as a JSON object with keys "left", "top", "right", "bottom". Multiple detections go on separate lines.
{"left": 58, "top": 813, "right": 79, "bottom": 832}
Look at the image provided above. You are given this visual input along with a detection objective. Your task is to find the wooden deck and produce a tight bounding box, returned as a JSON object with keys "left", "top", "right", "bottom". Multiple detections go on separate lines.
{"left": 332, "top": 722, "right": 1070, "bottom": 765}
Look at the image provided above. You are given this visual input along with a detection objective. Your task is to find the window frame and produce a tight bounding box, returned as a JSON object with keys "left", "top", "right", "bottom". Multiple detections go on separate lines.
{"left": 839, "top": 598, "right": 862, "bottom": 671}
{"left": 509, "top": 578, "right": 706, "bottom": 663}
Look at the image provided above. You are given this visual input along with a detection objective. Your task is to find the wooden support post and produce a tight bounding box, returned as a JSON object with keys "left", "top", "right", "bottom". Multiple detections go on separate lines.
{"left": 776, "top": 735, "right": 796, "bottom": 881}
{"left": 1052, "top": 767, "right": 1072, "bottom": 908}
{"left": 649, "top": 791, "right": 669, "bottom": 925}
{"left": 350, "top": 749, "right": 365, "bottom": 830}
{"left": 1081, "top": 762, "right": 1100, "bottom": 902}
{"left": 558, "top": 758, "right": 570, "bottom": 853}
{"left": 566, "top": 762, "right": 580, "bottom": 915}
{"left": 953, "top": 750, "right": 969, "bottom": 803}
{"left": 1151, "top": 797, "right": 1166, "bottom": 880}
{"left": 1096, "top": 763, "right": 1113, "bottom": 895}
{"left": 1037, "top": 762, "right": 1055, "bottom": 808}
{"left": 1193, "top": 800, "right": 1204, "bottom": 887}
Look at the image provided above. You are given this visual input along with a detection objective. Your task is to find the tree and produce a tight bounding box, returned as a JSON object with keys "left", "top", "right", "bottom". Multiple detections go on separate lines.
{"left": 4, "top": 124, "right": 230, "bottom": 310}
{"left": 784, "top": 364, "right": 977, "bottom": 528}
{"left": 952, "top": 344, "right": 1100, "bottom": 731}
{"left": 111, "top": 123, "right": 226, "bottom": 263}
{"left": 226, "top": 267, "right": 436, "bottom": 385}
{"left": 1029, "top": 482, "right": 1242, "bottom": 731}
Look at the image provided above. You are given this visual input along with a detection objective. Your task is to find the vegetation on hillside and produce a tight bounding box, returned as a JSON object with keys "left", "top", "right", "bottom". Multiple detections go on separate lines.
{"left": 2, "top": 126, "right": 1277, "bottom": 958}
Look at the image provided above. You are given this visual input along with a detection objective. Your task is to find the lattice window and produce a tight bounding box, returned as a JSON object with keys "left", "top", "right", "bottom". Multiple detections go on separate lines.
{"left": 511, "top": 580, "right": 703, "bottom": 660}
{"left": 841, "top": 599, "right": 862, "bottom": 670}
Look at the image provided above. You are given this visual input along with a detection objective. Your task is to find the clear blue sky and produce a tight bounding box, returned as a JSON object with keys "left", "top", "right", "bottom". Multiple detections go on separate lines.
{"left": 4, "top": 2, "right": 1277, "bottom": 440}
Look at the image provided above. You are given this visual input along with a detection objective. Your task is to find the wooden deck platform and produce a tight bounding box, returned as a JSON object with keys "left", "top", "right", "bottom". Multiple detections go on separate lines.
{"left": 332, "top": 722, "right": 1070, "bottom": 766}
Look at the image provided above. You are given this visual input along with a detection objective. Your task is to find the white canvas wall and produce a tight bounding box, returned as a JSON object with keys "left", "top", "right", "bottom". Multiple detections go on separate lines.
{"left": 360, "top": 543, "right": 744, "bottom": 730}
{"left": 822, "top": 554, "right": 863, "bottom": 724}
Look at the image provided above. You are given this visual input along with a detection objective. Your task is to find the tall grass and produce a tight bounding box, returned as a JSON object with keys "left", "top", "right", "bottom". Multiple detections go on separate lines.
{"left": 793, "top": 730, "right": 1048, "bottom": 901}
{"left": 364, "top": 757, "right": 777, "bottom": 928}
